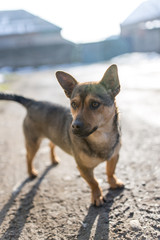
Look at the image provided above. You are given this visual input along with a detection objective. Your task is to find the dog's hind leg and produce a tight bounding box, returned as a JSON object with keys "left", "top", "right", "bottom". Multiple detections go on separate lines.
{"left": 49, "top": 142, "right": 60, "bottom": 165}
{"left": 25, "top": 137, "right": 41, "bottom": 178}
{"left": 106, "top": 155, "right": 124, "bottom": 189}
{"left": 23, "top": 118, "right": 42, "bottom": 178}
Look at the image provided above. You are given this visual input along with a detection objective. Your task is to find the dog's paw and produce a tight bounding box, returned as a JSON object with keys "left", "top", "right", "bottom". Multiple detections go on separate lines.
{"left": 29, "top": 168, "right": 38, "bottom": 179}
{"left": 92, "top": 195, "right": 106, "bottom": 207}
{"left": 91, "top": 189, "right": 106, "bottom": 207}
{"left": 51, "top": 156, "right": 60, "bottom": 165}
{"left": 108, "top": 175, "right": 124, "bottom": 189}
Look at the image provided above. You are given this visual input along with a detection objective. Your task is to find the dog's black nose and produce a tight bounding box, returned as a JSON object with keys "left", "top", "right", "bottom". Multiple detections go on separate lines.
{"left": 72, "top": 119, "right": 83, "bottom": 130}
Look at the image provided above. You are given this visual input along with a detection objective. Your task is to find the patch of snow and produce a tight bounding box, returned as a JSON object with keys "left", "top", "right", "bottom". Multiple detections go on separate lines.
{"left": 0, "top": 74, "right": 4, "bottom": 83}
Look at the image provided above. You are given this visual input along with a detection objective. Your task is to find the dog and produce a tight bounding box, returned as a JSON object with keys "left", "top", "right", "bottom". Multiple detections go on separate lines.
{"left": 0, "top": 64, "right": 124, "bottom": 206}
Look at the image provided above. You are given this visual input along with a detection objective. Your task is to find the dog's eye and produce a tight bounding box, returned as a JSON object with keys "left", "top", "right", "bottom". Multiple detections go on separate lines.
{"left": 90, "top": 101, "right": 100, "bottom": 110}
{"left": 71, "top": 101, "right": 77, "bottom": 109}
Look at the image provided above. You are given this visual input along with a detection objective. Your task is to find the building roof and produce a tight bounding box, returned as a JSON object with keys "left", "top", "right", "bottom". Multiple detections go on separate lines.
{"left": 121, "top": 0, "right": 160, "bottom": 26}
{"left": 0, "top": 10, "right": 61, "bottom": 36}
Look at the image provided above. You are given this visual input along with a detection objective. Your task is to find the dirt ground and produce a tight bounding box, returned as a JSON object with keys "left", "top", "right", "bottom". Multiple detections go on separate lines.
{"left": 0, "top": 54, "right": 160, "bottom": 239}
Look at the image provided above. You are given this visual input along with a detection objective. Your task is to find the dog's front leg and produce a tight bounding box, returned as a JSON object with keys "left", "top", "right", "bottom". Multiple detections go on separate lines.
{"left": 106, "top": 155, "right": 124, "bottom": 189}
{"left": 77, "top": 165, "right": 104, "bottom": 206}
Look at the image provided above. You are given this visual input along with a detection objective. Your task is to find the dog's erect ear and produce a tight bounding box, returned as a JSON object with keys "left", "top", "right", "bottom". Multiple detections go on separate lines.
{"left": 100, "top": 64, "right": 120, "bottom": 97}
{"left": 56, "top": 71, "right": 78, "bottom": 98}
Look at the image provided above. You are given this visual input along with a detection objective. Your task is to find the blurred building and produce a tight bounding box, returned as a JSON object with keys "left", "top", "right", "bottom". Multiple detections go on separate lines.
{"left": 78, "top": 36, "right": 130, "bottom": 63}
{"left": 121, "top": 0, "right": 160, "bottom": 53}
{"left": 0, "top": 10, "right": 75, "bottom": 68}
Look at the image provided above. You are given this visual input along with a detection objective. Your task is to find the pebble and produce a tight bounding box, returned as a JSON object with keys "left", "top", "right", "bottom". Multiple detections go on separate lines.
{"left": 81, "top": 222, "right": 88, "bottom": 228}
{"left": 63, "top": 176, "right": 72, "bottom": 181}
{"left": 130, "top": 219, "right": 141, "bottom": 231}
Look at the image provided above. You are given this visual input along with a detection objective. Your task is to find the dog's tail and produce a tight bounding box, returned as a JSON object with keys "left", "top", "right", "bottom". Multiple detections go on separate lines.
{"left": 0, "top": 92, "right": 33, "bottom": 108}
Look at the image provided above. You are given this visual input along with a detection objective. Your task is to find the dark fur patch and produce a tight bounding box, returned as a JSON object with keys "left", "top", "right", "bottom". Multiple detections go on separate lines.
{"left": 71, "top": 84, "right": 114, "bottom": 107}
{"left": 94, "top": 93, "right": 114, "bottom": 106}
{"left": 0, "top": 93, "right": 33, "bottom": 108}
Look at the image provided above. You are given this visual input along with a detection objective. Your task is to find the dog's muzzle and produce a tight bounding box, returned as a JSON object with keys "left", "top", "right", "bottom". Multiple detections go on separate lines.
{"left": 72, "top": 120, "right": 98, "bottom": 137}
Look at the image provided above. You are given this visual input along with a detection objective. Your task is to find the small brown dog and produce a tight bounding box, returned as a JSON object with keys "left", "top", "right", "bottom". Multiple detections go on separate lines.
{"left": 0, "top": 64, "right": 124, "bottom": 206}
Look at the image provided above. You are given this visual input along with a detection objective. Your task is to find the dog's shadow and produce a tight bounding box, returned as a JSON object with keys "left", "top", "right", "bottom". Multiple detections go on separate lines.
{"left": 78, "top": 188, "right": 124, "bottom": 240}
{"left": 0, "top": 165, "right": 54, "bottom": 239}
{"left": 1, "top": 166, "right": 124, "bottom": 239}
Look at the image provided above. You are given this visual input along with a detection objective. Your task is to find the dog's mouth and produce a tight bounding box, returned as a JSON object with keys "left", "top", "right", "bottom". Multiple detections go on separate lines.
{"left": 72, "top": 126, "right": 98, "bottom": 138}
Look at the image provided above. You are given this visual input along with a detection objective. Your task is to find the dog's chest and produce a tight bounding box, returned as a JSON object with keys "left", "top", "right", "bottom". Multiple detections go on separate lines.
{"left": 79, "top": 151, "right": 105, "bottom": 168}
{"left": 78, "top": 131, "right": 120, "bottom": 168}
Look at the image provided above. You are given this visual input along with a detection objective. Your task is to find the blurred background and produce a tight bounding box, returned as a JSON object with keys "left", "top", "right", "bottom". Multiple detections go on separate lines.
{"left": 0, "top": 0, "right": 160, "bottom": 70}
